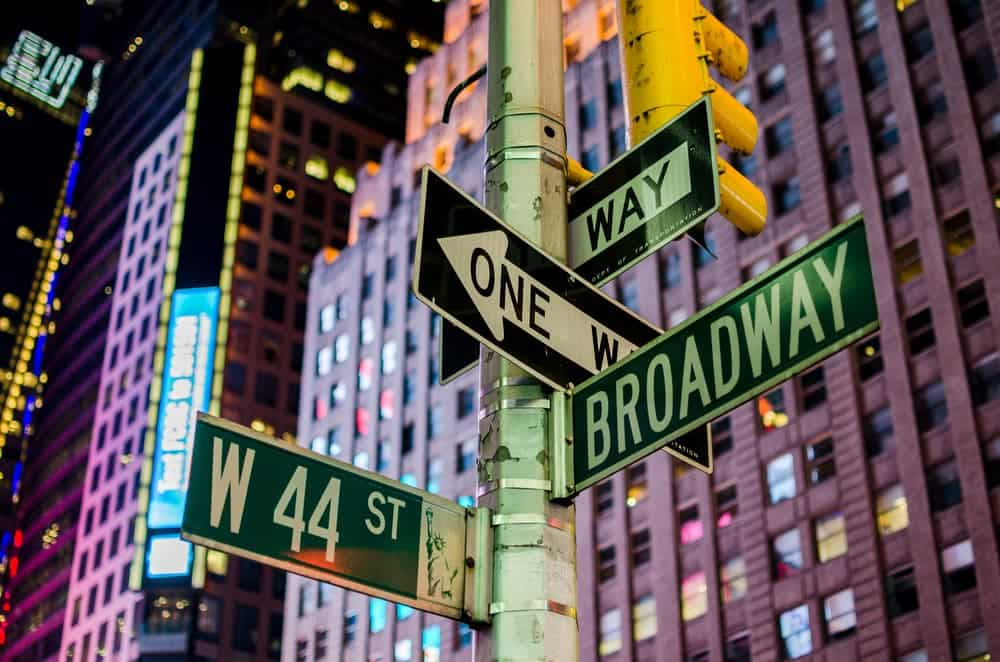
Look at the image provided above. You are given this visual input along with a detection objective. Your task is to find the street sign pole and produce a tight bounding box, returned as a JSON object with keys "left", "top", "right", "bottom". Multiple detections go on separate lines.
{"left": 476, "top": 2, "right": 577, "bottom": 661}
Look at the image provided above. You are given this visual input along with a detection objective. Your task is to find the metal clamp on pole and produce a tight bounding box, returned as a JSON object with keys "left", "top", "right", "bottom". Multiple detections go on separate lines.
{"left": 463, "top": 506, "right": 492, "bottom": 625}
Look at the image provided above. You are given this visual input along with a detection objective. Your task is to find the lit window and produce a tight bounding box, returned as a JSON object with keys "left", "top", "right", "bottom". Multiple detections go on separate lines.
{"left": 632, "top": 595, "right": 656, "bottom": 641}
{"left": 681, "top": 571, "right": 707, "bottom": 621}
{"left": 778, "top": 604, "right": 812, "bottom": 659}
{"left": 953, "top": 629, "right": 988, "bottom": 662}
{"left": 626, "top": 463, "right": 648, "bottom": 507}
{"left": 679, "top": 505, "right": 703, "bottom": 544}
{"left": 330, "top": 382, "right": 346, "bottom": 407}
{"left": 598, "top": 609, "right": 622, "bottom": 656}
{"left": 325, "top": 79, "right": 352, "bottom": 104}
{"left": 354, "top": 409, "right": 370, "bottom": 438}
{"left": 334, "top": 334, "right": 350, "bottom": 363}
{"left": 876, "top": 484, "right": 908, "bottom": 536}
{"left": 943, "top": 211, "right": 975, "bottom": 257}
{"left": 720, "top": 557, "right": 747, "bottom": 603}
{"left": 716, "top": 485, "right": 738, "bottom": 528}
{"left": 758, "top": 388, "right": 789, "bottom": 430}
{"left": 326, "top": 48, "right": 356, "bottom": 73}
{"left": 894, "top": 240, "right": 923, "bottom": 285}
{"left": 310, "top": 436, "right": 326, "bottom": 455}
{"left": 281, "top": 66, "right": 323, "bottom": 92}
{"left": 394, "top": 637, "right": 412, "bottom": 661}
{"left": 369, "top": 598, "right": 386, "bottom": 633}
{"left": 941, "top": 539, "right": 976, "bottom": 596}
{"left": 772, "top": 528, "right": 803, "bottom": 579}
{"left": 353, "top": 450, "right": 369, "bottom": 468}
{"left": 361, "top": 317, "right": 374, "bottom": 345}
{"left": 815, "top": 513, "right": 847, "bottom": 563}
{"left": 823, "top": 589, "right": 856, "bottom": 640}
{"left": 305, "top": 155, "right": 329, "bottom": 180}
{"left": 766, "top": 453, "right": 796, "bottom": 504}
{"left": 333, "top": 166, "right": 356, "bottom": 193}
{"left": 379, "top": 389, "right": 394, "bottom": 420}
{"left": 381, "top": 341, "right": 398, "bottom": 375}
{"left": 319, "top": 304, "right": 335, "bottom": 333}
{"left": 358, "top": 358, "right": 373, "bottom": 391}
{"left": 316, "top": 346, "right": 333, "bottom": 376}
{"left": 421, "top": 626, "right": 441, "bottom": 662}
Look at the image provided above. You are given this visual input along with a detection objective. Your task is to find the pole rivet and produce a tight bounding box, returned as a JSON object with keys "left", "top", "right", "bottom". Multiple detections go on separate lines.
{"left": 465, "top": 557, "right": 476, "bottom": 568}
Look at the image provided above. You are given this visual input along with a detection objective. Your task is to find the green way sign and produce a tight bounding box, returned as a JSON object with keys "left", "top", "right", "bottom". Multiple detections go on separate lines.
{"left": 182, "top": 415, "right": 472, "bottom": 621}
{"left": 568, "top": 216, "right": 879, "bottom": 492}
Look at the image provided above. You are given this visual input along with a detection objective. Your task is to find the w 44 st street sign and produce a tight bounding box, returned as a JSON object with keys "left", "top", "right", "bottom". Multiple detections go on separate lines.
{"left": 563, "top": 216, "right": 879, "bottom": 495}
{"left": 182, "top": 415, "right": 480, "bottom": 621}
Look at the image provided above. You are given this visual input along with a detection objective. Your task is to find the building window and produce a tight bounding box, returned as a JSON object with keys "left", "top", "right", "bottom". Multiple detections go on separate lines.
{"left": 579, "top": 99, "right": 598, "bottom": 131}
{"left": 361, "top": 316, "right": 375, "bottom": 345}
{"left": 422, "top": 626, "right": 441, "bottom": 662}
{"left": 725, "top": 636, "right": 751, "bottom": 662}
{"left": 632, "top": 594, "right": 656, "bottom": 641}
{"left": 963, "top": 50, "right": 998, "bottom": 93}
{"left": 942, "top": 210, "right": 975, "bottom": 257}
{"left": 873, "top": 111, "right": 900, "bottom": 154}
{"left": 969, "top": 353, "right": 1000, "bottom": 406}
{"left": 958, "top": 279, "right": 990, "bottom": 327}
{"left": 914, "top": 380, "right": 948, "bottom": 431}
{"left": 716, "top": 484, "right": 738, "bottom": 528}
{"left": 886, "top": 567, "right": 919, "bottom": 618}
{"left": 679, "top": 504, "right": 703, "bottom": 544}
{"left": 428, "top": 405, "right": 442, "bottom": 439}
{"left": 875, "top": 483, "right": 909, "bottom": 536}
{"left": 713, "top": 417, "right": 733, "bottom": 456}
{"left": 823, "top": 589, "right": 856, "bottom": 640}
{"left": 984, "top": 436, "right": 1000, "bottom": 489}
{"left": 799, "top": 367, "right": 827, "bottom": 411}
{"left": 758, "top": 63, "right": 786, "bottom": 102}
{"left": 681, "top": 571, "right": 707, "bottom": 621}
{"left": 894, "top": 240, "right": 923, "bottom": 286}
{"left": 815, "top": 512, "right": 847, "bottom": 563}
{"left": 626, "top": 463, "right": 648, "bottom": 507}
{"left": 941, "top": 539, "right": 976, "bottom": 596}
{"left": 818, "top": 84, "right": 843, "bottom": 121}
{"left": 767, "top": 453, "right": 796, "bottom": 504}
{"left": 319, "top": 304, "right": 336, "bottom": 333}
{"left": 631, "top": 528, "right": 651, "bottom": 566}
{"left": 233, "top": 604, "right": 259, "bottom": 652}
{"left": 765, "top": 116, "right": 794, "bottom": 157}
{"left": 856, "top": 334, "right": 884, "bottom": 380}
{"left": 811, "top": 28, "right": 836, "bottom": 64}
{"left": 772, "top": 528, "right": 803, "bottom": 578}
{"left": 457, "top": 622, "right": 473, "bottom": 649}
{"left": 599, "top": 609, "right": 622, "bottom": 656}
{"left": 720, "top": 557, "right": 747, "bottom": 603}
{"left": 774, "top": 177, "right": 801, "bottom": 215}
{"left": 805, "top": 436, "right": 836, "bottom": 486}
{"left": 596, "top": 481, "right": 614, "bottom": 514}
{"left": 662, "top": 251, "right": 682, "bottom": 289}
{"left": 905, "top": 308, "right": 935, "bottom": 355}
{"left": 759, "top": 387, "right": 789, "bottom": 431}
{"left": 883, "top": 173, "right": 911, "bottom": 216}
{"left": 598, "top": 545, "right": 616, "bottom": 583}
{"left": 953, "top": 629, "right": 989, "bottom": 662}
{"left": 752, "top": 11, "right": 779, "bottom": 50}
{"left": 861, "top": 52, "right": 888, "bottom": 92}
{"left": 456, "top": 437, "right": 476, "bottom": 473}
{"left": 778, "top": 604, "right": 812, "bottom": 659}
{"left": 381, "top": 341, "right": 398, "bottom": 375}
{"left": 827, "top": 144, "right": 852, "bottom": 182}
{"left": 457, "top": 387, "right": 476, "bottom": 418}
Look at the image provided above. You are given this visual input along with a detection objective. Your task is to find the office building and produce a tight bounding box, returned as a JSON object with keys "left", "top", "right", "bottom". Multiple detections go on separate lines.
{"left": 286, "top": 0, "right": 1000, "bottom": 661}
{"left": 0, "top": 1, "right": 446, "bottom": 660}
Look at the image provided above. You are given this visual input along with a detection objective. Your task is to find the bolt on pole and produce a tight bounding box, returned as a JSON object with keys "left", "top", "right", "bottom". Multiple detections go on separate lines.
{"left": 475, "top": 2, "right": 578, "bottom": 661}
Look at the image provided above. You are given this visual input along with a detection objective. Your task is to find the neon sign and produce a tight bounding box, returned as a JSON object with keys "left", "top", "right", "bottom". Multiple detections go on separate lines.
{"left": 0, "top": 30, "right": 84, "bottom": 110}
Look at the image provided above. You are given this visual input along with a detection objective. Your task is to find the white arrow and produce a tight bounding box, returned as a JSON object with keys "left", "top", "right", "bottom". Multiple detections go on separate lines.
{"left": 438, "top": 230, "right": 640, "bottom": 374}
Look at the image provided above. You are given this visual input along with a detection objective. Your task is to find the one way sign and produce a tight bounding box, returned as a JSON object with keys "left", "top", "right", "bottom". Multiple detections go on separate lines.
{"left": 414, "top": 167, "right": 660, "bottom": 392}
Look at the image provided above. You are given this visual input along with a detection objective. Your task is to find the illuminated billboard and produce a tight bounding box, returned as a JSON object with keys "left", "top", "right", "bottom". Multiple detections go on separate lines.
{"left": 0, "top": 30, "right": 84, "bottom": 110}
{"left": 148, "top": 287, "right": 220, "bottom": 530}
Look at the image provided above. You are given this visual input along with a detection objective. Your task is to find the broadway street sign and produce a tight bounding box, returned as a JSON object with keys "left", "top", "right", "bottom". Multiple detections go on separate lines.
{"left": 414, "top": 167, "right": 661, "bottom": 392}
{"left": 568, "top": 96, "right": 719, "bottom": 284}
{"left": 568, "top": 216, "right": 879, "bottom": 492}
{"left": 182, "top": 414, "right": 474, "bottom": 621}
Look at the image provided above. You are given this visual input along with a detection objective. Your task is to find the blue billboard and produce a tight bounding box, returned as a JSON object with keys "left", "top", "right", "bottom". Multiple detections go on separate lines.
{"left": 148, "top": 287, "right": 220, "bottom": 530}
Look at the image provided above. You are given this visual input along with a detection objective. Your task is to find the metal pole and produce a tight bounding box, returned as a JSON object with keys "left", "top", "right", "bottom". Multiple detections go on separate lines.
{"left": 476, "top": 2, "right": 577, "bottom": 661}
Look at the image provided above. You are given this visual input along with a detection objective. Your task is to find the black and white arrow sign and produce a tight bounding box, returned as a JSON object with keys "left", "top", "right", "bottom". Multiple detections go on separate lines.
{"left": 414, "top": 167, "right": 661, "bottom": 392}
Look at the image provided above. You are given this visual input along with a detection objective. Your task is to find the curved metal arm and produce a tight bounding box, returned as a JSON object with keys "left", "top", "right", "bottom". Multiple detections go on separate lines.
{"left": 442, "top": 65, "right": 487, "bottom": 124}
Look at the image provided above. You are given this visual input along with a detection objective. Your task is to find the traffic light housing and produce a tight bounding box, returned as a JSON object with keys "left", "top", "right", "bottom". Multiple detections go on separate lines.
{"left": 616, "top": 0, "right": 767, "bottom": 236}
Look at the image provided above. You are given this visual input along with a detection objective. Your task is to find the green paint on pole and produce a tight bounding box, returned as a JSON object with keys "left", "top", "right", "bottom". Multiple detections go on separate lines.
{"left": 571, "top": 216, "right": 879, "bottom": 491}
{"left": 182, "top": 415, "right": 468, "bottom": 620}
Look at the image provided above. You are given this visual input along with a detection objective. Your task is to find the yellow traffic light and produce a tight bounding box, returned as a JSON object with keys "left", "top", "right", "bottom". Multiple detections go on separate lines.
{"left": 616, "top": 0, "right": 766, "bottom": 236}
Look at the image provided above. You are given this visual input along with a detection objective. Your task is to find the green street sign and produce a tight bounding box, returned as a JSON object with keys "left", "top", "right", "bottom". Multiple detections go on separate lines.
{"left": 567, "top": 216, "right": 879, "bottom": 493}
{"left": 182, "top": 415, "right": 473, "bottom": 621}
